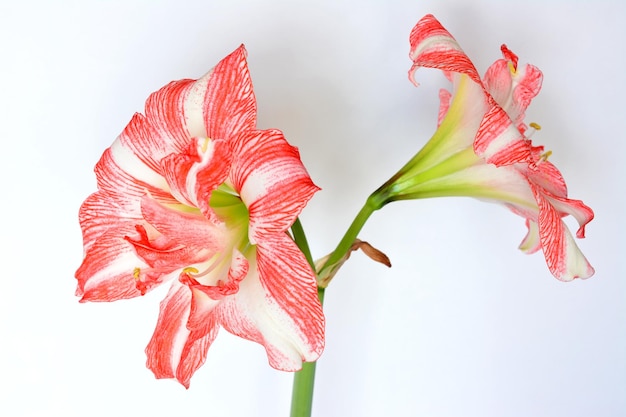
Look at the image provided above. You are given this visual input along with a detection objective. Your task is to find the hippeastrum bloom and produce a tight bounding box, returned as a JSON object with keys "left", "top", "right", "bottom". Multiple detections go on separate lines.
{"left": 371, "top": 14, "right": 594, "bottom": 280}
{"left": 75, "top": 45, "right": 324, "bottom": 387}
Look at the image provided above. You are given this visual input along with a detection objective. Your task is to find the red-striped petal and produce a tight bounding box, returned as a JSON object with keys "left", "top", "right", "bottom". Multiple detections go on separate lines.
{"left": 145, "top": 281, "right": 221, "bottom": 388}
{"left": 217, "top": 236, "right": 324, "bottom": 370}
{"left": 229, "top": 129, "right": 320, "bottom": 243}
{"left": 160, "top": 138, "right": 232, "bottom": 218}
{"left": 474, "top": 106, "right": 531, "bottom": 166}
{"left": 201, "top": 45, "right": 257, "bottom": 141}
{"left": 409, "top": 14, "right": 482, "bottom": 87}
{"left": 532, "top": 185, "right": 594, "bottom": 280}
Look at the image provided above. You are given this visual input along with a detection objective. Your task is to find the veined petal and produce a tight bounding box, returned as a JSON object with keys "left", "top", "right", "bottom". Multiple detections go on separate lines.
{"left": 217, "top": 236, "right": 324, "bottom": 370}
{"left": 126, "top": 197, "right": 220, "bottom": 273}
{"left": 474, "top": 106, "right": 532, "bottom": 166}
{"left": 527, "top": 160, "right": 568, "bottom": 198}
{"left": 144, "top": 78, "right": 196, "bottom": 155}
{"left": 483, "top": 59, "right": 513, "bottom": 112}
{"left": 409, "top": 14, "right": 482, "bottom": 87}
{"left": 139, "top": 195, "right": 224, "bottom": 250}
{"left": 542, "top": 192, "right": 594, "bottom": 239}
{"left": 256, "top": 236, "right": 324, "bottom": 364}
{"left": 76, "top": 225, "right": 147, "bottom": 301}
{"left": 518, "top": 218, "right": 541, "bottom": 254}
{"left": 532, "top": 186, "right": 594, "bottom": 280}
{"left": 160, "top": 138, "right": 232, "bottom": 218}
{"left": 437, "top": 88, "right": 452, "bottom": 127}
{"left": 111, "top": 129, "right": 171, "bottom": 193}
{"left": 484, "top": 45, "right": 543, "bottom": 131}
{"left": 77, "top": 148, "right": 180, "bottom": 301}
{"left": 198, "top": 45, "right": 257, "bottom": 141}
{"left": 229, "top": 129, "right": 319, "bottom": 243}
{"left": 79, "top": 148, "right": 174, "bottom": 253}
{"left": 145, "top": 280, "right": 220, "bottom": 388}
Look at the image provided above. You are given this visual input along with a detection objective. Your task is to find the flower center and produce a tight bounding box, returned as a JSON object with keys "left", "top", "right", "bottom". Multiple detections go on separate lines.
{"left": 178, "top": 183, "right": 253, "bottom": 283}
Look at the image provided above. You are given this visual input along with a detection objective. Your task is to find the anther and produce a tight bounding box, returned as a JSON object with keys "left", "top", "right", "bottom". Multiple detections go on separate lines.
{"left": 540, "top": 150, "right": 553, "bottom": 162}
{"left": 526, "top": 122, "right": 542, "bottom": 139}
{"left": 201, "top": 138, "right": 210, "bottom": 153}
{"left": 507, "top": 61, "right": 517, "bottom": 74}
{"left": 133, "top": 267, "right": 141, "bottom": 280}
{"left": 183, "top": 267, "right": 200, "bottom": 275}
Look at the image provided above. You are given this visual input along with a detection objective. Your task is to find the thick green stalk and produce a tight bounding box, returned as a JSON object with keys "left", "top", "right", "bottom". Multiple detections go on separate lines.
{"left": 290, "top": 287, "right": 325, "bottom": 417}
{"left": 291, "top": 217, "right": 315, "bottom": 270}
{"left": 290, "top": 218, "right": 323, "bottom": 417}
{"left": 289, "top": 197, "right": 379, "bottom": 416}
{"left": 318, "top": 195, "right": 381, "bottom": 275}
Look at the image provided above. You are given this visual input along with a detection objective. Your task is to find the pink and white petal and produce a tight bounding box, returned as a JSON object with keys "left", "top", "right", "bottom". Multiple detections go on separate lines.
{"left": 160, "top": 138, "right": 232, "bottom": 217}
{"left": 217, "top": 237, "right": 324, "bottom": 370}
{"left": 527, "top": 160, "right": 568, "bottom": 198}
{"left": 483, "top": 46, "right": 542, "bottom": 130}
{"left": 542, "top": 192, "right": 594, "bottom": 239}
{"left": 111, "top": 131, "right": 171, "bottom": 192}
{"left": 474, "top": 106, "right": 532, "bottom": 166}
{"left": 144, "top": 78, "right": 196, "bottom": 155}
{"left": 517, "top": 218, "right": 542, "bottom": 254}
{"left": 76, "top": 225, "right": 147, "bottom": 301}
{"left": 532, "top": 186, "right": 594, "bottom": 280}
{"left": 437, "top": 88, "right": 452, "bottom": 127}
{"left": 173, "top": 293, "right": 220, "bottom": 388}
{"left": 191, "top": 45, "right": 257, "bottom": 141}
{"left": 508, "top": 63, "right": 543, "bottom": 127}
{"left": 483, "top": 59, "right": 514, "bottom": 110}
{"left": 139, "top": 195, "right": 225, "bottom": 252}
{"left": 256, "top": 236, "right": 324, "bottom": 365}
{"left": 79, "top": 149, "right": 175, "bottom": 251}
{"left": 95, "top": 147, "right": 173, "bottom": 204}
{"left": 409, "top": 14, "right": 482, "bottom": 87}
{"left": 116, "top": 112, "right": 171, "bottom": 178}
{"left": 146, "top": 280, "right": 218, "bottom": 387}
{"left": 230, "top": 129, "right": 319, "bottom": 242}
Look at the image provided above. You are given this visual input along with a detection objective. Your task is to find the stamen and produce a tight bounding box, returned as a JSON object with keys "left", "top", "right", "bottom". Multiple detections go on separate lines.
{"left": 133, "top": 267, "right": 141, "bottom": 280}
{"left": 507, "top": 61, "right": 517, "bottom": 74}
{"left": 201, "top": 138, "right": 210, "bottom": 153}
{"left": 182, "top": 251, "right": 229, "bottom": 280}
{"left": 526, "top": 122, "right": 542, "bottom": 138}
{"left": 540, "top": 150, "right": 553, "bottom": 162}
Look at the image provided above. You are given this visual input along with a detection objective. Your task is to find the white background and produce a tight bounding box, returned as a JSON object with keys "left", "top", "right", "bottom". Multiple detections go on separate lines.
{"left": 1, "top": 1, "right": 624, "bottom": 416}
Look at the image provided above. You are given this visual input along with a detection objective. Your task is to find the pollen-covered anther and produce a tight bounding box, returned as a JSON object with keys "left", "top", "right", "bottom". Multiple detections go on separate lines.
{"left": 540, "top": 150, "right": 553, "bottom": 162}
{"left": 182, "top": 255, "right": 224, "bottom": 279}
{"left": 527, "top": 122, "right": 542, "bottom": 138}
{"left": 133, "top": 267, "right": 141, "bottom": 280}
{"left": 507, "top": 61, "right": 517, "bottom": 74}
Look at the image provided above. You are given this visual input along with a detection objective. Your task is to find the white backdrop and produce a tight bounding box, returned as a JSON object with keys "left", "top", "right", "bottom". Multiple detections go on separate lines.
{"left": 1, "top": 1, "right": 624, "bottom": 416}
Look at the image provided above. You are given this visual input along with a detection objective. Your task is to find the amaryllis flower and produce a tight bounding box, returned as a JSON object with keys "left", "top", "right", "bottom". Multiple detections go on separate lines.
{"left": 75, "top": 45, "right": 324, "bottom": 387}
{"left": 372, "top": 14, "right": 594, "bottom": 280}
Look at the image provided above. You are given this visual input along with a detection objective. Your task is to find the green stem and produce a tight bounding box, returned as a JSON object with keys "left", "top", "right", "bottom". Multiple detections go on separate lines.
{"left": 290, "top": 217, "right": 323, "bottom": 417}
{"left": 289, "top": 197, "right": 379, "bottom": 416}
{"left": 318, "top": 195, "right": 381, "bottom": 275}
{"left": 290, "top": 287, "right": 325, "bottom": 417}
{"left": 291, "top": 217, "right": 315, "bottom": 270}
